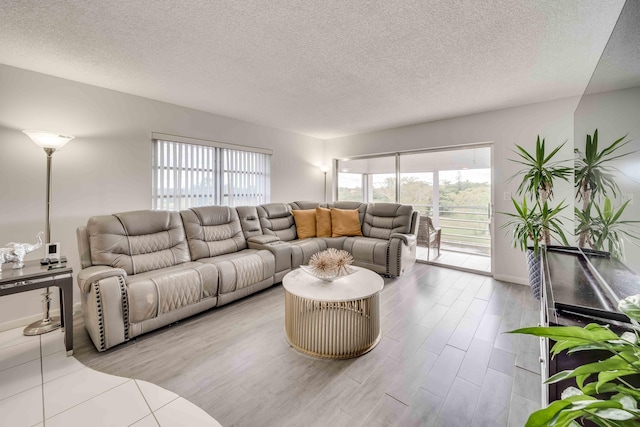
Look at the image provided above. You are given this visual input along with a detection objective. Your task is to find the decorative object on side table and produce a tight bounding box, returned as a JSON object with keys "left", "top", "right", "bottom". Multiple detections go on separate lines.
{"left": 22, "top": 130, "right": 74, "bottom": 336}
{"left": 510, "top": 293, "right": 640, "bottom": 426}
{"left": 0, "top": 231, "right": 43, "bottom": 269}
{"left": 302, "top": 248, "right": 355, "bottom": 281}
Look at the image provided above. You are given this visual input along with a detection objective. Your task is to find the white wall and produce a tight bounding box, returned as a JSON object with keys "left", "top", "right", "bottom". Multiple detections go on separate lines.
{"left": 325, "top": 97, "right": 579, "bottom": 284}
{"left": 0, "top": 63, "right": 586, "bottom": 328}
{"left": 575, "top": 86, "right": 640, "bottom": 273}
{"left": 0, "top": 64, "right": 325, "bottom": 328}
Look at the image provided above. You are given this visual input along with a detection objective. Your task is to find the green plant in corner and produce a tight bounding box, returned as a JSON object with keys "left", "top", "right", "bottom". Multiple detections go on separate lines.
{"left": 510, "top": 294, "right": 640, "bottom": 427}
{"left": 503, "top": 136, "right": 572, "bottom": 250}
{"left": 502, "top": 197, "right": 569, "bottom": 257}
{"left": 575, "top": 129, "right": 637, "bottom": 252}
{"left": 575, "top": 197, "right": 640, "bottom": 260}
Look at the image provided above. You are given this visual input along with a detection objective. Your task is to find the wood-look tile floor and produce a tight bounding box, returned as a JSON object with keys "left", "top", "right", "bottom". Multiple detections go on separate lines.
{"left": 73, "top": 263, "right": 541, "bottom": 427}
{"left": 417, "top": 247, "right": 492, "bottom": 274}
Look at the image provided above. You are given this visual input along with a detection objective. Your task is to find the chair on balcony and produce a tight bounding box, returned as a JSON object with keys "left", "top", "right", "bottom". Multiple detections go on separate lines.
{"left": 417, "top": 215, "right": 441, "bottom": 260}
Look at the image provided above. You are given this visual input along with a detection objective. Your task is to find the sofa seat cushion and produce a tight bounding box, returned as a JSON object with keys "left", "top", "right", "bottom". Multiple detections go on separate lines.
{"left": 200, "top": 249, "right": 275, "bottom": 295}
{"left": 126, "top": 262, "right": 218, "bottom": 323}
{"left": 342, "top": 237, "right": 388, "bottom": 266}
{"left": 290, "top": 238, "right": 328, "bottom": 268}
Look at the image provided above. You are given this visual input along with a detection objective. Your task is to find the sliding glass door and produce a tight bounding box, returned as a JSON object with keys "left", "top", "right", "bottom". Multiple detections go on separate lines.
{"left": 336, "top": 145, "right": 493, "bottom": 274}
{"left": 337, "top": 156, "right": 397, "bottom": 202}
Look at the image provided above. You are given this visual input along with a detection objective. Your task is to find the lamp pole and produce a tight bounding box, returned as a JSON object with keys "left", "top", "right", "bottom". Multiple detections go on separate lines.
{"left": 323, "top": 171, "right": 327, "bottom": 203}
{"left": 44, "top": 148, "right": 54, "bottom": 244}
{"left": 319, "top": 165, "right": 331, "bottom": 203}
{"left": 22, "top": 131, "right": 74, "bottom": 336}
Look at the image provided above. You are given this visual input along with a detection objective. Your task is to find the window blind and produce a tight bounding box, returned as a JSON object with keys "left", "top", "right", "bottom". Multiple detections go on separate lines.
{"left": 152, "top": 139, "right": 270, "bottom": 210}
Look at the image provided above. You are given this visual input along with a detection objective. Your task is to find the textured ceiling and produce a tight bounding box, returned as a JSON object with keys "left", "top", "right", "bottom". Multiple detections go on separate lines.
{"left": 0, "top": 1, "right": 626, "bottom": 139}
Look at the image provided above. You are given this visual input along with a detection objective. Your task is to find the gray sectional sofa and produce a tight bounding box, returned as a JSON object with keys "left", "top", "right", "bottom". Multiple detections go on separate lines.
{"left": 76, "top": 201, "right": 418, "bottom": 351}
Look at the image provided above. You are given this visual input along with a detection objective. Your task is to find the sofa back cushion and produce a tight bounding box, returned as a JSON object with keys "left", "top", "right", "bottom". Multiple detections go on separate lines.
{"left": 257, "top": 203, "right": 296, "bottom": 241}
{"left": 289, "top": 201, "right": 321, "bottom": 210}
{"left": 291, "top": 209, "right": 316, "bottom": 239}
{"left": 362, "top": 203, "right": 413, "bottom": 239}
{"left": 87, "top": 210, "right": 190, "bottom": 275}
{"left": 315, "top": 207, "right": 332, "bottom": 237}
{"left": 330, "top": 208, "right": 363, "bottom": 237}
{"left": 181, "top": 206, "right": 247, "bottom": 260}
{"left": 236, "top": 206, "right": 263, "bottom": 239}
{"left": 328, "top": 201, "right": 367, "bottom": 225}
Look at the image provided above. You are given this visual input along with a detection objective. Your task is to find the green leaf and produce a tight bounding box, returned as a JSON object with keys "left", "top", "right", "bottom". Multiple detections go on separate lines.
{"left": 510, "top": 324, "right": 619, "bottom": 343}
{"left": 546, "top": 354, "right": 640, "bottom": 384}
{"left": 592, "top": 408, "right": 637, "bottom": 421}
{"left": 621, "top": 332, "right": 637, "bottom": 344}
{"left": 524, "top": 400, "right": 572, "bottom": 427}
{"left": 597, "top": 370, "right": 638, "bottom": 390}
{"left": 549, "top": 399, "right": 626, "bottom": 425}
{"left": 604, "top": 197, "right": 613, "bottom": 219}
{"left": 612, "top": 386, "right": 640, "bottom": 401}
{"left": 614, "top": 393, "right": 639, "bottom": 411}
{"left": 561, "top": 386, "right": 583, "bottom": 399}
{"left": 619, "top": 294, "right": 640, "bottom": 322}
{"left": 580, "top": 382, "right": 618, "bottom": 396}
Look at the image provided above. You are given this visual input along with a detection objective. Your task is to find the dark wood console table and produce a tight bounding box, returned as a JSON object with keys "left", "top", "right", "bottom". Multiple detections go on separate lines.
{"left": 0, "top": 260, "right": 73, "bottom": 355}
{"left": 540, "top": 246, "right": 639, "bottom": 406}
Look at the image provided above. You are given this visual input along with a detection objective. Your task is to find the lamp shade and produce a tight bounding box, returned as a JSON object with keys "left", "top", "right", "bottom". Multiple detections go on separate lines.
{"left": 23, "top": 130, "right": 74, "bottom": 149}
{"left": 318, "top": 165, "right": 331, "bottom": 173}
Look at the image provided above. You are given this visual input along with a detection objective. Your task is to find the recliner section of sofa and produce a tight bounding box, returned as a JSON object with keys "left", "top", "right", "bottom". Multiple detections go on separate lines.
{"left": 77, "top": 210, "right": 219, "bottom": 351}
{"left": 76, "top": 201, "right": 418, "bottom": 351}
{"left": 258, "top": 203, "right": 329, "bottom": 268}
{"left": 181, "top": 206, "right": 276, "bottom": 306}
{"left": 237, "top": 205, "right": 293, "bottom": 282}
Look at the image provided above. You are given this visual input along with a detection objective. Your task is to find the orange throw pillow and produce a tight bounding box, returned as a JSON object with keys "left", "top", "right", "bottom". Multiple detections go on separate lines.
{"left": 330, "top": 208, "right": 363, "bottom": 237}
{"left": 291, "top": 209, "right": 316, "bottom": 239}
{"left": 315, "top": 207, "right": 332, "bottom": 237}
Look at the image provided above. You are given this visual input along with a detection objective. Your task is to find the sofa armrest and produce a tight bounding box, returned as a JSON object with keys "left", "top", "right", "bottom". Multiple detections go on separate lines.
{"left": 247, "top": 235, "right": 281, "bottom": 245}
{"left": 77, "top": 266, "right": 129, "bottom": 352}
{"left": 248, "top": 239, "right": 292, "bottom": 276}
{"left": 78, "top": 265, "right": 127, "bottom": 294}
{"left": 390, "top": 233, "right": 417, "bottom": 246}
{"left": 388, "top": 233, "right": 417, "bottom": 277}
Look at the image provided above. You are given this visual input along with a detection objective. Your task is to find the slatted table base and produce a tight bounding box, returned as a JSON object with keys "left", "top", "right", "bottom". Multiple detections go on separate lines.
{"left": 284, "top": 290, "right": 381, "bottom": 359}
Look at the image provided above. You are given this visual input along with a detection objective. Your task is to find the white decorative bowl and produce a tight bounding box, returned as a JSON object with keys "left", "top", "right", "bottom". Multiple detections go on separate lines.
{"left": 300, "top": 265, "right": 356, "bottom": 282}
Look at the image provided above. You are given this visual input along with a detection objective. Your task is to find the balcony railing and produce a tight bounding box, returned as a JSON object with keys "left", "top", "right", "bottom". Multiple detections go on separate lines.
{"left": 413, "top": 204, "right": 491, "bottom": 256}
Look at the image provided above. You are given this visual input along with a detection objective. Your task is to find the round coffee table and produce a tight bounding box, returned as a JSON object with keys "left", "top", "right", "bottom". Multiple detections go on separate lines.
{"left": 282, "top": 266, "right": 383, "bottom": 359}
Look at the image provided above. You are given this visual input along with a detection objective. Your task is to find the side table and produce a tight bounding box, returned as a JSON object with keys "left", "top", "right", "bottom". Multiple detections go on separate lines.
{"left": 0, "top": 260, "right": 73, "bottom": 355}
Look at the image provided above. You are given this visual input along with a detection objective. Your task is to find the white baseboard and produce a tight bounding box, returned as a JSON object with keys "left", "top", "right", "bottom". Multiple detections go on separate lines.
{"left": 0, "top": 302, "right": 81, "bottom": 332}
{"left": 493, "top": 274, "right": 529, "bottom": 286}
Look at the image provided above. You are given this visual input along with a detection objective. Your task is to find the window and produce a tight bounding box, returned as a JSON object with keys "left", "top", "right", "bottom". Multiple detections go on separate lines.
{"left": 337, "top": 173, "right": 363, "bottom": 202}
{"left": 337, "top": 156, "right": 397, "bottom": 203}
{"left": 152, "top": 135, "right": 271, "bottom": 210}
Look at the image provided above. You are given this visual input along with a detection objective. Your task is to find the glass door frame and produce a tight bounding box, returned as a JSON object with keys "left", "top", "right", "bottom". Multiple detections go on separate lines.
{"left": 332, "top": 142, "right": 495, "bottom": 275}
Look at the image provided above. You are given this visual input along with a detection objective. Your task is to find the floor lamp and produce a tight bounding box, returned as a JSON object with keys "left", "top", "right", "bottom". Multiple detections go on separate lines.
{"left": 22, "top": 130, "right": 74, "bottom": 336}
{"left": 318, "top": 165, "right": 331, "bottom": 203}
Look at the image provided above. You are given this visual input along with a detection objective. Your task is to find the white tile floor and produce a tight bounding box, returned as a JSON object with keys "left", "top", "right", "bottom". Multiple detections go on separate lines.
{"left": 0, "top": 327, "right": 222, "bottom": 427}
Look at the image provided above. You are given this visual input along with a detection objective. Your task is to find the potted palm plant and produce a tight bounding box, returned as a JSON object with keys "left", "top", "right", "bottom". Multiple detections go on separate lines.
{"left": 509, "top": 131, "right": 640, "bottom": 426}
{"left": 575, "top": 130, "right": 639, "bottom": 258}
{"left": 502, "top": 136, "right": 572, "bottom": 297}
{"left": 502, "top": 198, "right": 569, "bottom": 298}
